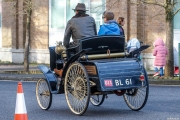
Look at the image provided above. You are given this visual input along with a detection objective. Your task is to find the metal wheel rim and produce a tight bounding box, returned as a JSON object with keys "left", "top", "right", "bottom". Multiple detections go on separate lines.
{"left": 36, "top": 79, "right": 52, "bottom": 110}
{"left": 123, "top": 86, "right": 148, "bottom": 110}
{"left": 90, "top": 95, "right": 105, "bottom": 106}
{"left": 65, "top": 62, "right": 90, "bottom": 115}
{"left": 123, "top": 67, "right": 149, "bottom": 111}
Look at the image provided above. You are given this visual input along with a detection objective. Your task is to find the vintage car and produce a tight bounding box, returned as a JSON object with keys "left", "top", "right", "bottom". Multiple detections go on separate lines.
{"left": 36, "top": 35, "right": 150, "bottom": 115}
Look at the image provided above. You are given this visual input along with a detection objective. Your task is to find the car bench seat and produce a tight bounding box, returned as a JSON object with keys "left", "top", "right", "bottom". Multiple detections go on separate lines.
{"left": 79, "top": 35, "right": 126, "bottom": 60}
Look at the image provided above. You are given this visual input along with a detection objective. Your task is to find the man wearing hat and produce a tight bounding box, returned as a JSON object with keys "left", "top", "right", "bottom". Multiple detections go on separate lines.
{"left": 63, "top": 3, "right": 97, "bottom": 49}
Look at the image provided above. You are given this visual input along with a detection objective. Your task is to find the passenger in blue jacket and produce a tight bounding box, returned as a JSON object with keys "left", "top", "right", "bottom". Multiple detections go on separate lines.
{"left": 98, "top": 11, "right": 120, "bottom": 35}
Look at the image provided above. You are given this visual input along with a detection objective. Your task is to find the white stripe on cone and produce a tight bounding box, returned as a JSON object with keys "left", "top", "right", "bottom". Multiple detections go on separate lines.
{"left": 15, "top": 93, "right": 27, "bottom": 114}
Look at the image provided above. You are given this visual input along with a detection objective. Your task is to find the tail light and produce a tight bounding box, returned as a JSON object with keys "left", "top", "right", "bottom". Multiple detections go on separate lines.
{"left": 139, "top": 74, "right": 145, "bottom": 81}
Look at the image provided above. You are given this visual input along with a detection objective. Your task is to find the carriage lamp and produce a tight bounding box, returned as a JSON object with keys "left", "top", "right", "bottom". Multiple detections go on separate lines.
{"left": 139, "top": 74, "right": 145, "bottom": 81}
{"left": 55, "top": 41, "right": 66, "bottom": 55}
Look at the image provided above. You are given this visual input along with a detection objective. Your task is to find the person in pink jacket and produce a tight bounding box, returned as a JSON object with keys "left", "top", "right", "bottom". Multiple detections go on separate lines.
{"left": 153, "top": 38, "right": 168, "bottom": 78}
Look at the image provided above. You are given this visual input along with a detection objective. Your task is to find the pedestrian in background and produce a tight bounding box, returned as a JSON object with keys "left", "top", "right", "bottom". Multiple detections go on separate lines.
{"left": 153, "top": 38, "right": 168, "bottom": 78}
{"left": 116, "top": 17, "right": 125, "bottom": 36}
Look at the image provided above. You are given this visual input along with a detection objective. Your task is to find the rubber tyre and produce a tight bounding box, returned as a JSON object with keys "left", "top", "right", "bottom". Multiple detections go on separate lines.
{"left": 64, "top": 62, "right": 90, "bottom": 115}
{"left": 90, "top": 95, "right": 105, "bottom": 106}
{"left": 36, "top": 79, "right": 52, "bottom": 110}
{"left": 123, "top": 67, "right": 149, "bottom": 111}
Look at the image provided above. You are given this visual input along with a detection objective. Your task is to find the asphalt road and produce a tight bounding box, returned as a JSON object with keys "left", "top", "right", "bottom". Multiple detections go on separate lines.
{"left": 0, "top": 81, "right": 180, "bottom": 120}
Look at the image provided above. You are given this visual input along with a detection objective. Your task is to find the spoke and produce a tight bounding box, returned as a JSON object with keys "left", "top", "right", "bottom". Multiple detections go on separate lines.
{"left": 92, "top": 96, "right": 99, "bottom": 102}
{"left": 124, "top": 87, "right": 147, "bottom": 110}
{"left": 36, "top": 79, "right": 51, "bottom": 110}
{"left": 65, "top": 63, "right": 89, "bottom": 115}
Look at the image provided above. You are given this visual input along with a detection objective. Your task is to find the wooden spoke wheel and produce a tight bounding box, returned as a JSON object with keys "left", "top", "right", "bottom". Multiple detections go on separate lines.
{"left": 36, "top": 79, "right": 52, "bottom": 110}
{"left": 64, "top": 62, "right": 90, "bottom": 115}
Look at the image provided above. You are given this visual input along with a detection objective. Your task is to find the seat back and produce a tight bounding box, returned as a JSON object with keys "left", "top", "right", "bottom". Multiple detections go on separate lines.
{"left": 80, "top": 35, "right": 125, "bottom": 55}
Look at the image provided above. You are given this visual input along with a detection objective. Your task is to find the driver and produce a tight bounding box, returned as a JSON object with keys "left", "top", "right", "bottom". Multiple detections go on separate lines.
{"left": 63, "top": 3, "right": 97, "bottom": 49}
{"left": 55, "top": 3, "right": 97, "bottom": 77}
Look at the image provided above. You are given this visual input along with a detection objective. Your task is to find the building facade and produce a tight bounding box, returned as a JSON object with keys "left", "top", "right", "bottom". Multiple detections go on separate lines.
{"left": 0, "top": 0, "right": 179, "bottom": 70}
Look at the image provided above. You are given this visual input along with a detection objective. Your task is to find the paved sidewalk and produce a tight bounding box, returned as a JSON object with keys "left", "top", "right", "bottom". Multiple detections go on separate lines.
{"left": 0, "top": 64, "right": 40, "bottom": 73}
{"left": 0, "top": 64, "right": 180, "bottom": 85}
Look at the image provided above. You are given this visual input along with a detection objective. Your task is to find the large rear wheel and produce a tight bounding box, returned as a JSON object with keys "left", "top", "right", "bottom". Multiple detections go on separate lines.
{"left": 64, "top": 62, "right": 90, "bottom": 115}
{"left": 36, "top": 79, "right": 52, "bottom": 110}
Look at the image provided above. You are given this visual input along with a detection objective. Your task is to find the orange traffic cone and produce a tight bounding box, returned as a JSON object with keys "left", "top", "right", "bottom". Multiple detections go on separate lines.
{"left": 14, "top": 82, "right": 28, "bottom": 120}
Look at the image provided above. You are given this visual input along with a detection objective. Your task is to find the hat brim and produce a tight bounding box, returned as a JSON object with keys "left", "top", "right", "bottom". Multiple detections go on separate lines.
{"left": 72, "top": 9, "right": 89, "bottom": 11}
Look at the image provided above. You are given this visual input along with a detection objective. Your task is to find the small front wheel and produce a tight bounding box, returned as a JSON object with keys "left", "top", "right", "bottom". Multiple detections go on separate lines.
{"left": 36, "top": 79, "right": 52, "bottom": 110}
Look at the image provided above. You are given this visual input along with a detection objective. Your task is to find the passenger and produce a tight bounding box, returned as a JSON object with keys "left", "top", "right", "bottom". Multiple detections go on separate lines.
{"left": 153, "top": 38, "right": 168, "bottom": 78}
{"left": 98, "top": 11, "right": 120, "bottom": 35}
{"left": 116, "top": 17, "right": 125, "bottom": 36}
{"left": 63, "top": 3, "right": 97, "bottom": 49}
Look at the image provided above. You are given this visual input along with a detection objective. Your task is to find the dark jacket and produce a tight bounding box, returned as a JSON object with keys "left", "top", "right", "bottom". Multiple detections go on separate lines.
{"left": 117, "top": 24, "right": 125, "bottom": 36}
{"left": 63, "top": 16, "right": 97, "bottom": 48}
{"left": 98, "top": 20, "right": 120, "bottom": 35}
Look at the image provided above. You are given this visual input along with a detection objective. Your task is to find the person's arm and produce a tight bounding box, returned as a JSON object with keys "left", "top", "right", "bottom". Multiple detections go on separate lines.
{"left": 63, "top": 21, "right": 72, "bottom": 48}
{"left": 93, "top": 19, "right": 97, "bottom": 35}
{"left": 153, "top": 48, "right": 157, "bottom": 56}
{"left": 98, "top": 25, "right": 105, "bottom": 35}
{"left": 115, "top": 22, "right": 124, "bottom": 36}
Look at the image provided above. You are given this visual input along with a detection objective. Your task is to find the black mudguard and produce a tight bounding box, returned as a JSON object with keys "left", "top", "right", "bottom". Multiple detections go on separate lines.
{"left": 38, "top": 65, "right": 58, "bottom": 93}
